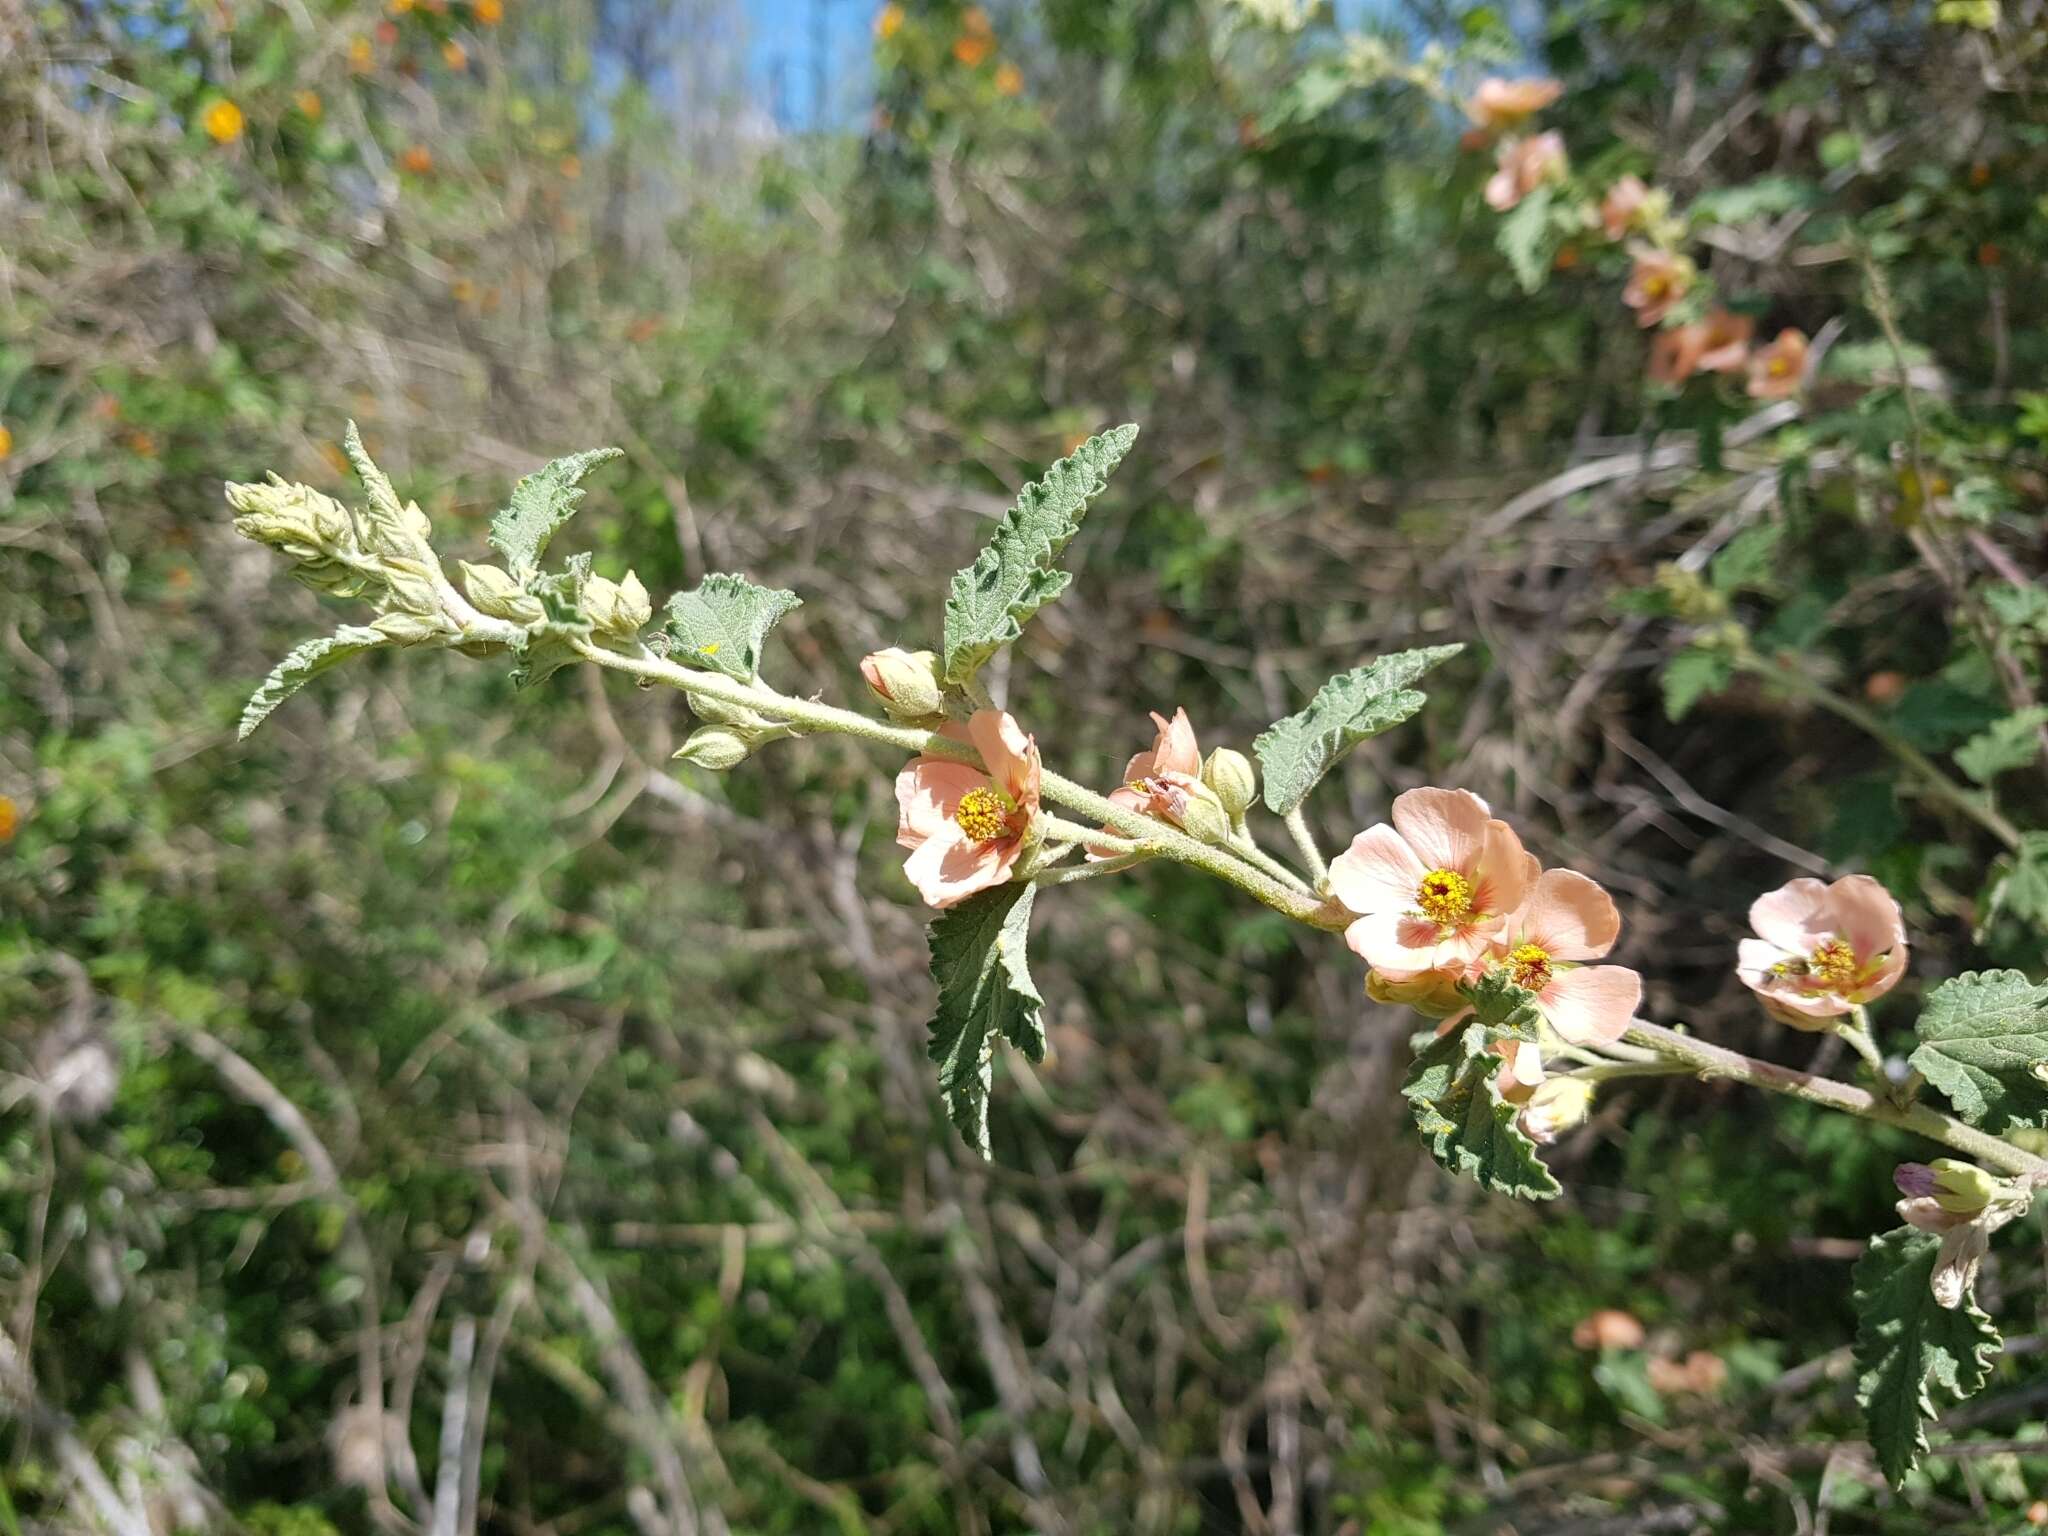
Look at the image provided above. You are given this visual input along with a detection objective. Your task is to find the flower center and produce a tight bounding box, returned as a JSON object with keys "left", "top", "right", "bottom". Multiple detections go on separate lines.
{"left": 1810, "top": 938, "right": 1858, "bottom": 987}
{"left": 1415, "top": 868, "right": 1474, "bottom": 926}
{"left": 1508, "top": 942, "right": 1553, "bottom": 991}
{"left": 954, "top": 786, "right": 1010, "bottom": 843}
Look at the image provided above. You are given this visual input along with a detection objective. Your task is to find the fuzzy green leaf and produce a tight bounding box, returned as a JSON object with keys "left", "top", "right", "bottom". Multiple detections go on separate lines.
{"left": 1954, "top": 708, "right": 2048, "bottom": 785}
{"left": 941, "top": 424, "right": 1139, "bottom": 686}
{"left": 239, "top": 626, "right": 389, "bottom": 739}
{"left": 660, "top": 573, "right": 803, "bottom": 682}
{"left": 1253, "top": 645, "right": 1464, "bottom": 814}
{"left": 1495, "top": 184, "right": 1558, "bottom": 294}
{"left": 925, "top": 883, "right": 1043, "bottom": 1158}
{"left": 1854, "top": 1227, "right": 2001, "bottom": 1486}
{"left": 1908, "top": 970, "right": 2048, "bottom": 1133}
{"left": 1661, "top": 646, "right": 1733, "bottom": 722}
{"left": 1399, "top": 989, "right": 1556, "bottom": 1201}
{"left": 488, "top": 447, "right": 625, "bottom": 572}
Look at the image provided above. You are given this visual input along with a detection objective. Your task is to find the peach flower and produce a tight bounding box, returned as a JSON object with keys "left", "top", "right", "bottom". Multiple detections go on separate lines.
{"left": 1465, "top": 76, "right": 1564, "bottom": 134}
{"left": 1600, "top": 175, "right": 1650, "bottom": 240}
{"left": 1100, "top": 707, "right": 1200, "bottom": 822}
{"left": 1485, "top": 131, "right": 1567, "bottom": 212}
{"left": 1328, "top": 789, "right": 1535, "bottom": 972}
{"left": 894, "top": 709, "right": 1042, "bottom": 908}
{"left": 1694, "top": 308, "right": 1755, "bottom": 373}
{"left": 1736, "top": 874, "right": 1907, "bottom": 1025}
{"left": 1622, "top": 243, "right": 1693, "bottom": 327}
{"left": 1487, "top": 868, "right": 1643, "bottom": 1047}
{"left": 1746, "top": 328, "right": 1809, "bottom": 399}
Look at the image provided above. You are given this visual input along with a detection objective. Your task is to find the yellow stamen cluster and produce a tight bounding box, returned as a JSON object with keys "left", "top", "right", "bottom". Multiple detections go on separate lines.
{"left": 1508, "top": 942, "right": 1553, "bottom": 991}
{"left": 1810, "top": 938, "right": 1858, "bottom": 988}
{"left": 1416, "top": 868, "right": 1474, "bottom": 926}
{"left": 954, "top": 786, "right": 1010, "bottom": 843}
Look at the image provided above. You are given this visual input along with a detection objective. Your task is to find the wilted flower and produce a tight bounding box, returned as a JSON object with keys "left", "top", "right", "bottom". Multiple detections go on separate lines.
{"left": 202, "top": 99, "right": 245, "bottom": 144}
{"left": 1092, "top": 708, "right": 1206, "bottom": 852}
{"left": 895, "top": 709, "right": 1042, "bottom": 909}
{"left": 1746, "top": 328, "right": 1809, "bottom": 399}
{"left": 1486, "top": 868, "right": 1642, "bottom": 1047}
{"left": 1327, "top": 788, "right": 1535, "bottom": 972}
{"left": 1623, "top": 244, "right": 1693, "bottom": 327}
{"left": 1895, "top": 1160, "right": 2030, "bottom": 1309}
{"left": 1365, "top": 965, "right": 1470, "bottom": 1017}
{"left": 1600, "top": 175, "right": 1650, "bottom": 240}
{"left": 1737, "top": 874, "right": 1908, "bottom": 1025}
{"left": 860, "top": 647, "right": 947, "bottom": 721}
{"left": 1484, "top": 131, "right": 1568, "bottom": 212}
{"left": 1464, "top": 76, "right": 1563, "bottom": 134}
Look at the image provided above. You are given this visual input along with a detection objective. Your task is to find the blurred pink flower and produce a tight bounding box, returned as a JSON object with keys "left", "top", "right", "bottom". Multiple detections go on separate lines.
{"left": 1747, "top": 328, "right": 1809, "bottom": 398}
{"left": 894, "top": 709, "right": 1042, "bottom": 908}
{"left": 1465, "top": 76, "right": 1564, "bottom": 133}
{"left": 1329, "top": 789, "right": 1536, "bottom": 972}
{"left": 1600, "top": 174, "right": 1650, "bottom": 240}
{"left": 1736, "top": 874, "right": 1908, "bottom": 1025}
{"left": 1485, "top": 131, "right": 1568, "bottom": 212}
{"left": 1623, "top": 243, "right": 1693, "bottom": 327}
{"left": 1488, "top": 868, "right": 1642, "bottom": 1047}
{"left": 1695, "top": 309, "right": 1755, "bottom": 373}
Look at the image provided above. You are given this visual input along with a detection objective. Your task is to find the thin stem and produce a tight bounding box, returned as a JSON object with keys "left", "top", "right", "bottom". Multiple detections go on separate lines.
{"left": 1624, "top": 1019, "right": 2048, "bottom": 1179}
{"left": 1228, "top": 833, "right": 1316, "bottom": 897}
{"left": 1837, "top": 1009, "right": 1887, "bottom": 1083}
{"left": 1283, "top": 807, "right": 1329, "bottom": 889}
{"left": 1040, "top": 815, "right": 1131, "bottom": 851}
{"left": 1032, "top": 850, "right": 1158, "bottom": 885}
{"left": 1740, "top": 652, "right": 2021, "bottom": 850}
{"left": 1559, "top": 1059, "right": 1697, "bottom": 1085}
{"left": 573, "top": 641, "right": 1347, "bottom": 930}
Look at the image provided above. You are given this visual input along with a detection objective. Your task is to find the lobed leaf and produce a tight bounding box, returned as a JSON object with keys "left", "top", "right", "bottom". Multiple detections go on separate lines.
{"left": 1252, "top": 645, "right": 1463, "bottom": 814}
{"left": 1853, "top": 1227, "right": 2001, "bottom": 1486}
{"left": 488, "top": 446, "right": 625, "bottom": 572}
{"left": 1399, "top": 992, "right": 1557, "bottom": 1202}
{"left": 1495, "top": 184, "right": 1558, "bottom": 295}
{"left": 925, "top": 883, "right": 1044, "bottom": 1158}
{"left": 1908, "top": 970, "right": 2048, "bottom": 1134}
{"left": 239, "top": 626, "right": 389, "bottom": 739}
{"left": 660, "top": 573, "right": 803, "bottom": 682}
{"left": 941, "top": 424, "right": 1140, "bottom": 686}
{"left": 1954, "top": 708, "right": 2048, "bottom": 785}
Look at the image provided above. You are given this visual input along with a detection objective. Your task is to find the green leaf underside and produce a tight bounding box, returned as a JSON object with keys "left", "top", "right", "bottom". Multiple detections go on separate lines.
{"left": 661, "top": 573, "right": 803, "bottom": 682}
{"left": 1496, "top": 183, "right": 1558, "bottom": 294}
{"left": 1399, "top": 981, "right": 1557, "bottom": 1201}
{"left": 941, "top": 424, "right": 1140, "bottom": 685}
{"left": 239, "top": 626, "right": 389, "bottom": 739}
{"left": 1853, "top": 1227, "right": 2000, "bottom": 1486}
{"left": 488, "top": 446, "right": 625, "bottom": 571}
{"left": 1253, "top": 645, "right": 1464, "bottom": 814}
{"left": 1908, "top": 969, "right": 2048, "bottom": 1134}
{"left": 925, "top": 884, "right": 1044, "bottom": 1159}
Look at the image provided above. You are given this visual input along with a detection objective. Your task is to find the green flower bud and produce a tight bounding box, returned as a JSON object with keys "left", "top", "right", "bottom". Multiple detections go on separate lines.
{"left": 1365, "top": 967, "right": 1467, "bottom": 1018}
{"left": 583, "top": 571, "right": 652, "bottom": 637}
{"left": 672, "top": 726, "right": 752, "bottom": 771}
{"left": 859, "top": 647, "right": 947, "bottom": 721}
{"left": 1928, "top": 1158, "right": 2003, "bottom": 1215}
{"left": 1201, "top": 747, "right": 1258, "bottom": 820}
{"left": 371, "top": 610, "right": 447, "bottom": 644}
{"left": 1516, "top": 1077, "right": 1596, "bottom": 1145}
{"left": 460, "top": 561, "right": 544, "bottom": 624}
{"left": 1168, "top": 778, "right": 1234, "bottom": 846}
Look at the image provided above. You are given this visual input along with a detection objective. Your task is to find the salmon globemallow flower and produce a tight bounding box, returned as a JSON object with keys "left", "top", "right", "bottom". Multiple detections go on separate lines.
{"left": 894, "top": 710, "right": 1042, "bottom": 909}
{"left": 1328, "top": 789, "right": 1535, "bottom": 972}
{"left": 1487, "top": 869, "right": 1642, "bottom": 1047}
{"left": 1737, "top": 874, "right": 1908, "bottom": 1025}
{"left": 1484, "top": 131, "right": 1567, "bottom": 212}
{"left": 1746, "top": 328, "right": 1808, "bottom": 399}
{"left": 1090, "top": 708, "right": 1224, "bottom": 852}
{"left": 1600, "top": 175, "right": 1650, "bottom": 240}
{"left": 1465, "top": 76, "right": 1564, "bottom": 134}
{"left": 1622, "top": 244, "right": 1693, "bottom": 327}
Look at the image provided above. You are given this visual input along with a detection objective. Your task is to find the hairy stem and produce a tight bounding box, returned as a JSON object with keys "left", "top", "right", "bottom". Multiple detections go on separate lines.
{"left": 1283, "top": 807, "right": 1329, "bottom": 890}
{"left": 1624, "top": 1019, "right": 2048, "bottom": 1178}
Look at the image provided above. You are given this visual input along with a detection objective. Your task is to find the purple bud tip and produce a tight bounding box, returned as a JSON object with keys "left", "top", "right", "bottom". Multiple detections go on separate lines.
{"left": 1894, "top": 1163, "right": 1940, "bottom": 1198}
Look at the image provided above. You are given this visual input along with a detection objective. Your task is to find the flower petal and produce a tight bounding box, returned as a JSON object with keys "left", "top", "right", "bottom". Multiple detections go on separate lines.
{"left": 1328, "top": 824, "right": 1428, "bottom": 917}
{"left": 1515, "top": 868, "right": 1620, "bottom": 960}
{"left": 904, "top": 827, "right": 1014, "bottom": 909}
{"left": 895, "top": 759, "right": 987, "bottom": 848}
{"left": 1390, "top": 788, "right": 1492, "bottom": 875}
{"left": 1542, "top": 964, "right": 1641, "bottom": 1047}
{"left": 1828, "top": 875, "right": 1906, "bottom": 967}
{"left": 1734, "top": 937, "right": 1791, "bottom": 986}
{"left": 967, "top": 709, "right": 1039, "bottom": 808}
{"left": 1472, "top": 818, "right": 1535, "bottom": 918}
{"left": 1148, "top": 708, "right": 1201, "bottom": 779}
{"left": 1748, "top": 877, "right": 1834, "bottom": 955}
{"left": 1344, "top": 910, "right": 1449, "bottom": 972}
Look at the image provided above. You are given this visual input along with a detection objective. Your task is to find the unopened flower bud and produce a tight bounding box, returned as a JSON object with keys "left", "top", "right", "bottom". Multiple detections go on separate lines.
{"left": 460, "top": 561, "right": 544, "bottom": 623}
{"left": 371, "top": 610, "right": 446, "bottom": 644}
{"left": 1654, "top": 563, "right": 1728, "bottom": 621}
{"left": 1516, "top": 1076, "right": 1596, "bottom": 1144}
{"left": 1926, "top": 1158, "right": 2002, "bottom": 1215}
{"left": 1366, "top": 967, "right": 1467, "bottom": 1019}
{"left": 1202, "top": 748, "right": 1257, "bottom": 820}
{"left": 583, "top": 571, "right": 652, "bottom": 636}
{"left": 691, "top": 694, "right": 781, "bottom": 731}
{"left": 1157, "top": 776, "right": 1232, "bottom": 845}
{"left": 672, "top": 726, "right": 752, "bottom": 771}
{"left": 860, "top": 647, "right": 946, "bottom": 721}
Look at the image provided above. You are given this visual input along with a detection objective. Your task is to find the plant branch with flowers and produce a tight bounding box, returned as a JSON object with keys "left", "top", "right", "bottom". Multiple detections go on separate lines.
{"left": 230, "top": 416, "right": 2048, "bottom": 1488}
